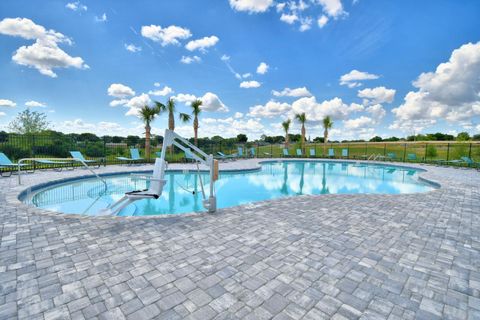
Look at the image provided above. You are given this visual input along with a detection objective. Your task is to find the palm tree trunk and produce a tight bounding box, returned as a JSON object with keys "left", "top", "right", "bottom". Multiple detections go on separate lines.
{"left": 145, "top": 124, "right": 151, "bottom": 161}
{"left": 193, "top": 116, "right": 198, "bottom": 146}
{"left": 285, "top": 133, "right": 289, "bottom": 148}
{"left": 169, "top": 112, "right": 174, "bottom": 154}
{"left": 323, "top": 129, "right": 328, "bottom": 156}
{"left": 301, "top": 125, "right": 306, "bottom": 152}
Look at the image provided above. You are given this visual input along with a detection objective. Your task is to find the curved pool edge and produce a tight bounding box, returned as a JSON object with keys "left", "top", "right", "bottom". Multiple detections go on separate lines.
{"left": 13, "top": 159, "right": 445, "bottom": 219}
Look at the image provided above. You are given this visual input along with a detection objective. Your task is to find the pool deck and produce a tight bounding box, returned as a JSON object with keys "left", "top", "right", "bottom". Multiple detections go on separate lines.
{"left": 1, "top": 159, "right": 479, "bottom": 319}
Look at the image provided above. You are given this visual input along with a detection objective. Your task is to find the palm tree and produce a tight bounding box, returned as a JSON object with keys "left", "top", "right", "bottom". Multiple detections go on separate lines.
{"left": 158, "top": 98, "right": 190, "bottom": 153}
{"left": 295, "top": 113, "right": 307, "bottom": 152}
{"left": 190, "top": 99, "right": 203, "bottom": 146}
{"left": 139, "top": 105, "right": 160, "bottom": 161}
{"left": 281, "top": 119, "right": 291, "bottom": 148}
{"left": 322, "top": 116, "right": 333, "bottom": 156}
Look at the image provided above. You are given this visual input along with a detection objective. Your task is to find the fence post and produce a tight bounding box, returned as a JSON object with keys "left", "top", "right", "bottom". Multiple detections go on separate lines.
{"left": 365, "top": 143, "right": 368, "bottom": 158}
{"left": 383, "top": 143, "right": 386, "bottom": 157}
{"left": 32, "top": 135, "right": 36, "bottom": 171}
{"left": 270, "top": 143, "right": 273, "bottom": 158}
{"left": 446, "top": 143, "right": 450, "bottom": 161}
{"left": 424, "top": 143, "right": 428, "bottom": 162}
{"left": 347, "top": 143, "right": 350, "bottom": 159}
{"left": 469, "top": 143, "right": 472, "bottom": 158}
{"left": 403, "top": 143, "right": 407, "bottom": 162}
{"left": 103, "top": 137, "right": 107, "bottom": 166}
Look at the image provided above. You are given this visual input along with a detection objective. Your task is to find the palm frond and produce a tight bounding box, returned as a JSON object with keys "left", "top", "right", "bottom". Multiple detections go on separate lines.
{"left": 179, "top": 112, "right": 191, "bottom": 123}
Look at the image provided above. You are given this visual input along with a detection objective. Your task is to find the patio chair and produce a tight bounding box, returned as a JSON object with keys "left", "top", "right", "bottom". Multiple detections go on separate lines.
{"left": 461, "top": 156, "right": 480, "bottom": 168}
{"left": 0, "top": 152, "right": 33, "bottom": 177}
{"left": 215, "top": 152, "right": 236, "bottom": 161}
{"left": 184, "top": 149, "right": 195, "bottom": 163}
{"left": 328, "top": 148, "right": 335, "bottom": 158}
{"left": 309, "top": 149, "right": 316, "bottom": 157}
{"left": 386, "top": 153, "right": 397, "bottom": 161}
{"left": 296, "top": 149, "right": 303, "bottom": 157}
{"left": 341, "top": 149, "right": 348, "bottom": 158}
{"left": 34, "top": 159, "right": 74, "bottom": 171}
{"left": 155, "top": 151, "right": 162, "bottom": 158}
{"left": 237, "top": 147, "right": 244, "bottom": 158}
{"left": 283, "top": 148, "right": 290, "bottom": 157}
{"left": 116, "top": 148, "right": 143, "bottom": 165}
{"left": 407, "top": 153, "right": 417, "bottom": 162}
{"left": 250, "top": 148, "right": 256, "bottom": 158}
{"left": 70, "top": 151, "right": 101, "bottom": 168}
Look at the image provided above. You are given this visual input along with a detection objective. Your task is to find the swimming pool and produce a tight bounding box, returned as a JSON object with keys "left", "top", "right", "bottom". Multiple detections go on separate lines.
{"left": 22, "top": 161, "right": 435, "bottom": 216}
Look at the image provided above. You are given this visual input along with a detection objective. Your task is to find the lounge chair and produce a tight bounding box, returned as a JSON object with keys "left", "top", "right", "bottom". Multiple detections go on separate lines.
{"left": 70, "top": 151, "right": 100, "bottom": 168}
{"left": 34, "top": 159, "right": 73, "bottom": 171}
{"left": 184, "top": 149, "right": 195, "bottom": 163}
{"left": 117, "top": 148, "right": 143, "bottom": 165}
{"left": 386, "top": 153, "right": 397, "bottom": 161}
{"left": 237, "top": 147, "right": 244, "bottom": 159}
{"left": 0, "top": 152, "right": 33, "bottom": 177}
{"left": 309, "top": 149, "right": 316, "bottom": 157}
{"left": 328, "top": 149, "right": 335, "bottom": 158}
{"left": 407, "top": 153, "right": 417, "bottom": 162}
{"left": 341, "top": 149, "right": 348, "bottom": 158}
{"left": 263, "top": 152, "right": 271, "bottom": 157}
{"left": 282, "top": 149, "right": 290, "bottom": 157}
{"left": 215, "top": 152, "right": 236, "bottom": 161}
{"left": 155, "top": 151, "right": 162, "bottom": 158}
{"left": 296, "top": 149, "right": 303, "bottom": 157}
{"left": 461, "top": 156, "right": 479, "bottom": 168}
{"left": 250, "top": 148, "right": 256, "bottom": 158}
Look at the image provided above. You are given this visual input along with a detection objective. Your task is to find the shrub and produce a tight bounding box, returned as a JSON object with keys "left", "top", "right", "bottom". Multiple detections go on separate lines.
{"left": 0, "top": 145, "right": 31, "bottom": 160}
{"left": 426, "top": 145, "right": 438, "bottom": 159}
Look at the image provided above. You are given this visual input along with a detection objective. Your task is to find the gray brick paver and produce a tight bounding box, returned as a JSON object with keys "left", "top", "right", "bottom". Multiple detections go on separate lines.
{"left": 0, "top": 161, "right": 479, "bottom": 319}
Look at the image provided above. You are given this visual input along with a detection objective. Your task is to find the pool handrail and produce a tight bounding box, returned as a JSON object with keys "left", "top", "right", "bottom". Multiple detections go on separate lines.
{"left": 18, "top": 158, "right": 107, "bottom": 187}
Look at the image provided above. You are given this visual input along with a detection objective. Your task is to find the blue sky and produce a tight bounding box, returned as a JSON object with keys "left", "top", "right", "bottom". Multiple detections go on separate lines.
{"left": 0, "top": 0, "right": 479, "bottom": 140}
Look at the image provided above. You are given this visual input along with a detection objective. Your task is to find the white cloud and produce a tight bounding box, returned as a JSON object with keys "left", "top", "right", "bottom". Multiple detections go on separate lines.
{"left": 176, "top": 116, "right": 265, "bottom": 139}
{"left": 125, "top": 93, "right": 151, "bottom": 116}
{"left": 0, "top": 99, "right": 16, "bottom": 107}
{"left": 299, "top": 17, "right": 313, "bottom": 31}
{"left": 229, "top": 0, "right": 274, "bottom": 13}
{"left": 248, "top": 100, "right": 291, "bottom": 118}
{"left": 148, "top": 86, "right": 173, "bottom": 96}
{"left": 272, "top": 87, "right": 312, "bottom": 97}
{"left": 358, "top": 86, "right": 396, "bottom": 105}
{"left": 141, "top": 24, "right": 192, "bottom": 46}
{"left": 256, "top": 62, "right": 269, "bottom": 74}
{"left": 180, "top": 55, "right": 201, "bottom": 64}
{"left": 109, "top": 99, "right": 129, "bottom": 107}
{"left": 317, "top": 15, "right": 329, "bottom": 28}
{"left": 339, "top": 70, "right": 380, "bottom": 88}
{"left": 66, "top": 2, "right": 87, "bottom": 11}
{"left": 240, "top": 80, "right": 261, "bottom": 88}
{"left": 125, "top": 43, "right": 141, "bottom": 52}
{"left": 95, "top": 13, "right": 107, "bottom": 22}
{"left": 173, "top": 92, "right": 229, "bottom": 112}
{"left": 366, "top": 104, "right": 386, "bottom": 120}
{"left": 318, "top": 0, "right": 345, "bottom": 18}
{"left": 234, "top": 112, "right": 244, "bottom": 118}
{"left": 25, "top": 100, "right": 46, "bottom": 107}
{"left": 0, "top": 18, "right": 88, "bottom": 77}
{"left": 290, "top": 96, "right": 356, "bottom": 121}
{"left": 221, "top": 54, "right": 230, "bottom": 61}
{"left": 107, "top": 83, "right": 135, "bottom": 98}
{"left": 276, "top": 3, "right": 286, "bottom": 12}
{"left": 392, "top": 41, "right": 480, "bottom": 126}
{"left": 280, "top": 13, "right": 298, "bottom": 24}
{"left": 0, "top": 112, "right": 5, "bottom": 117}
{"left": 185, "top": 36, "right": 219, "bottom": 52}
{"left": 57, "top": 119, "right": 133, "bottom": 136}
{"left": 344, "top": 116, "right": 375, "bottom": 130}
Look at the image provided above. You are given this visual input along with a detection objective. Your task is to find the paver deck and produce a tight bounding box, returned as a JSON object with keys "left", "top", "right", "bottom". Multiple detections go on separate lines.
{"left": 1, "top": 159, "right": 479, "bottom": 319}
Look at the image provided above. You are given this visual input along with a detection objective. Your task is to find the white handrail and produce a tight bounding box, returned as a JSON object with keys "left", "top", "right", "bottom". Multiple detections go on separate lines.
{"left": 17, "top": 158, "right": 107, "bottom": 188}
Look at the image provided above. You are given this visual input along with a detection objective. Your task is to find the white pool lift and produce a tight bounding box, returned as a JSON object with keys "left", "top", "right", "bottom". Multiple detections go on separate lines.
{"left": 101, "top": 129, "right": 218, "bottom": 215}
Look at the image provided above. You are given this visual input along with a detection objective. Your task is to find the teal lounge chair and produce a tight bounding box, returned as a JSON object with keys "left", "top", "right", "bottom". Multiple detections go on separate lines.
{"left": 342, "top": 149, "right": 348, "bottom": 158}
{"left": 237, "top": 147, "right": 244, "bottom": 158}
{"left": 0, "top": 152, "right": 33, "bottom": 177}
{"left": 283, "top": 149, "right": 290, "bottom": 157}
{"left": 328, "top": 149, "right": 335, "bottom": 158}
{"left": 215, "top": 152, "right": 236, "bottom": 161}
{"left": 461, "top": 156, "right": 480, "bottom": 168}
{"left": 184, "top": 149, "right": 195, "bottom": 163}
{"left": 117, "top": 148, "right": 143, "bottom": 165}
{"left": 70, "top": 151, "right": 100, "bottom": 168}
{"left": 296, "top": 149, "right": 303, "bottom": 157}
{"left": 386, "top": 153, "right": 397, "bottom": 161}
{"left": 34, "top": 159, "right": 73, "bottom": 171}
{"left": 309, "top": 149, "right": 316, "bottom": 157}
{"left": 155, "top": 151, "right": 162, "bottom": 158}
{"left": 250, "top": 148, "right": 256, "bottom": 158}
{"left": 407, "top": 153, "right": 417, "bottom": 162}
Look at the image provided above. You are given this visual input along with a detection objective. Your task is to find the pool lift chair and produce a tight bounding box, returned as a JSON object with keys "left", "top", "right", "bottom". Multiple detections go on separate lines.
{"left": 102, "top": 129, "right": 219, "bottom": 215}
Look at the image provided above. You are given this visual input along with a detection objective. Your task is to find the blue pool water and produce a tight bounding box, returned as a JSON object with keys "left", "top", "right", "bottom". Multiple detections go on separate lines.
{"left": 23, "top": 161, "right": 435, "bottom": 216}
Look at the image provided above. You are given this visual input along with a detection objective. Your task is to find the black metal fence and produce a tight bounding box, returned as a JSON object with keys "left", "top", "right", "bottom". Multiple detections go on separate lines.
{"left": 1, "top": 133, "right": 479, "bottom": 173}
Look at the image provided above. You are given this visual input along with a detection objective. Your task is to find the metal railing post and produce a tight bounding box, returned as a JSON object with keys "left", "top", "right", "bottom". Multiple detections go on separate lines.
{"left": 424, "top": 143, "right": 428, "bottom": 162}
{"left": 383, "top": 143, "right": 386, "bottom": 157}
{"left": 469, "top": 143, "right": 472, "bottom": 158}
{"left": 446, "top": 143, "right": 450, "bottom": 161}
{"left": 403, "top": 143, "right": 407, "bottom": 162}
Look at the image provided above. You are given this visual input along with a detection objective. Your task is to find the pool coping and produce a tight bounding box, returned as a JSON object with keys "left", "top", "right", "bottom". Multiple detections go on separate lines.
{"left": 5, "top": 158, "right": 450, "bottom": 220}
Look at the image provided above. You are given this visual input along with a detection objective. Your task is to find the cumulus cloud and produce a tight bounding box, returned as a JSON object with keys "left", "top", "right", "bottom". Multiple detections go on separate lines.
{"left": 256, "top": 62, "right": 269, "bottom": 74}
{"left": 240, "top": 80, "right": 261, "bottom": 88}
{"left": 180, "top": 55, "right": 201, "bottom": 64}
{"left": 25, "top": 100, "right": 46, "bottom": 107}
{"left": 0, "top": 17, "right": 89, "bottom": 77}
{"left": 176, "top": 116, "right": 265, "bottom": 139}
{"left": 148, "top": 86, "right": 173, "bottom": 96}
{"left": 392, "top": 41, "right": 480, "bottom": 127}
{"left": 290, "top": 96, "right": 357, "bottom": 122}
{"left": 185, "top": 36, "right": 219, "bottom": 52}
{"left": 0, "top": 99, "right": 16, "bottom": 107}
{"left": 317, "top": 15, "right": 329, "bottom": 28}
{"left": 343, "top": 116, "right": 375, "bottom": 130}
{"left": 248, "top": 100, "right": 291, "bottom": 118}
{"left": 125, "top": 93, "right": 151, "bottom": 116}
{"left": 358, "top": 86, "right": 396, "bottom": 105}
{"left": 365, "top": 104, "right": 386, "bottom": 120}
{"left": 173, "top": 92, "right": 229, "bottom": 112}
{"left": 95, "top": 13, "right": 107, "bottom": 22}
{"left": 66, "top": 2, "right": 87, "bottom": 11}
{"left": 107, "top": 83, "right": 135, "bottom": 98}
{"left": 318, "top": 0, "right": 345, "bottom": 18}
{"left": 141, "top": 24, "right": 191, "bottom": 46}
{"left": 125, "top": 43, "right": 141, "bottom": 52}
{"left": 280, "top": 13, "right": 298, "bottom": 24}
{"left": 234, "top": 112, "right": 244, "bottom": 118}
{"left": 57, "top": 119, "right": 133, "bottom": 136}
{"left": 339, "top": 70, "right": 379, "bottom": 88}
{"left": 272, "top": 87, "right": 312, "bottom": 97}
{"left": 229, "top": 0, "right": 274, "bottom": 13}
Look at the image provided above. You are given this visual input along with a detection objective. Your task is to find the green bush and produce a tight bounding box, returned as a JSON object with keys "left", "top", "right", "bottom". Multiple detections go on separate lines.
{"left": 85, "top": 143, "right": 104, "bottom": 157}
{"left": 426, "top": 145, "right": 438, "bottom": 158}
{"left": 0, "top": 145, "right": 31, "bottom": 160}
